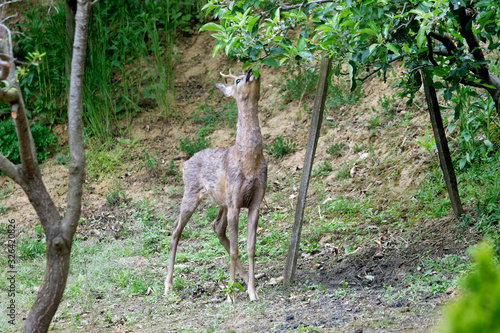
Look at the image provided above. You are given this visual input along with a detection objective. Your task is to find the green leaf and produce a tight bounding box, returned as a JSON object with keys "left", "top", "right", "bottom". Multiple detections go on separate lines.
{"left": 298, "top": 50, "right": 313, "bottom": 61}
{"left": 298, "top": 38, "right": 307, "bottom": 51}
{"left": 416, "top": 27, "right": 427, "bottom": 48}
{"left": 447, "top": 123, "right": 457, "bottom": 134}
{"left": 269, "top": 46, "right": 285, "bottom": 55}
{"left": 242, "top": 61, "right": 253, "bottom": 70}
{"left": 462, "top": 130, "right": 472, "bottom": 142}
{"left": 386, "top": 42, "right": 399, "bottom": 55}
{"left": 368, "top": 43, "right": 379, "bottom": 55}
{"left": 248, "top": 15, "right": 260, "bottom": 32}
{"left": 262, "top": 57, "right": 278, "bottom": 67}
{"left": 482, "top": 83, "right": 496, "bottom": 89}
{"left": 348, "top": 60, "right": 357, "bottom": 91}
{"left": 213, "top": 42, "right": 224, "bottom": 57}
{"left": 199, "top": 22, "right": 225, "bottom": 33}
{"left": 359, "top": 28, "right": 377, "bottom": 36}
{"left": 252, "top": 66, "right": 260, "bottom": 78}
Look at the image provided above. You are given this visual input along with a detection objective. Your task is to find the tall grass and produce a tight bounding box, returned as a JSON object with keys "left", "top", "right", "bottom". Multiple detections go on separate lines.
{"left": 14, "top": 7, "right": 67, "bottom": 124}
{"left": 11, "top": 0, "right": 206, "bottom": 143}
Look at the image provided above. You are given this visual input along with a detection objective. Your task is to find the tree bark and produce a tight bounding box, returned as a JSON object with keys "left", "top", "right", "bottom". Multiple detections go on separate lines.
{"left": 456, "top": 6, "right": 500, "bottom": 123}
{"left": 24, "top": 1, "right": 90, "bottom": 332}
{"left": 65, "top": 0, "right": 77, "bottom": 94}
{"left": 0, "top": 1, "right": 91, "bottom": 332}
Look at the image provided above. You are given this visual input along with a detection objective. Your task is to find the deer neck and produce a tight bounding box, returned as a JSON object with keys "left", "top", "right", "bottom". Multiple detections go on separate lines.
{"left": 235, "top": 99, "right": 263, "bottom": 158}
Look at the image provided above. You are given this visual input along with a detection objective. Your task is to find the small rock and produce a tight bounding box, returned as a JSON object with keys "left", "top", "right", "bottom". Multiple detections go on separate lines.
{"left": 268, "top": 276, "right": 284, "bottom": 285}
{"left": 286, "top": 314, "right": 294, "bottom": 321}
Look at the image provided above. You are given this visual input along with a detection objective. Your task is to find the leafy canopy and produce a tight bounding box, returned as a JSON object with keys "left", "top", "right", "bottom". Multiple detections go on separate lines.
{"left": 201, "top": 0, "right": 500, "bottom": 96}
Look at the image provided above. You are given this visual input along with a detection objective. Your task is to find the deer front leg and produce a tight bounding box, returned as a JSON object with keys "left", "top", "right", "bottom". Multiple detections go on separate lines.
{"left": 213, "top": 206, "right": 249, "bottom": 285}
{"left": 164, "top": 195, "right": 200, "bottom": 295}
{"left": 227, "top": 206, "right": 241, "bottom": 303}
{"left": 247, "top": 204, "right": 260, "bottom": 301}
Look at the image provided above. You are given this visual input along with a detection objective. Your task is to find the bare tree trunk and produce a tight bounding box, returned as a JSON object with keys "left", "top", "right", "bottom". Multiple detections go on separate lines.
{"left": 0, "top": 1, "right": 92, "bottom": 332}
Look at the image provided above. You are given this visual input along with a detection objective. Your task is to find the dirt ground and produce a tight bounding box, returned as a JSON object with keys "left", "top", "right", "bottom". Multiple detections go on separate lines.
{"left": 0, "top": 29, "right": 482, "bottom": 332}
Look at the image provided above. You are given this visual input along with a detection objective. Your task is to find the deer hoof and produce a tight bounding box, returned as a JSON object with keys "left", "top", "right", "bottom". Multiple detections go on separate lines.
{"left": 226, "top": 294, "right": 236, "bottom": 303}
{"left": 248, "top": 291, "right": 259, "bottom": 302}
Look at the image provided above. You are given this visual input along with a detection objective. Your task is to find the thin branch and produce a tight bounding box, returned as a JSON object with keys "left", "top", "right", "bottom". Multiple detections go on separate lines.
{"left": 409, "top": 64, "right": 433, "bottom": 73}
{"left": 0, "top": 24, "right": 39, "bottom": 177}
{"left": 359, "top": 54, "right": 405, "bottom": 82}
{"left": 3, "top": 13, "right": 18, "bottom": 22}
{"left": 262, "top": 0, "right": 335, "bottom": 18}
{"left": 0, "top": 0, "right": 21, "bottom": 9}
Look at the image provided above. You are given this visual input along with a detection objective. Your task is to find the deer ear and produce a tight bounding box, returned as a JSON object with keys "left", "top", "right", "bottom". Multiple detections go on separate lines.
{"left": 215, "top": 82, "right": 233, "bottom": 97}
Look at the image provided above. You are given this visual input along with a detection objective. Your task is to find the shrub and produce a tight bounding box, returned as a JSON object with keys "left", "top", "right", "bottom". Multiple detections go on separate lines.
{"left": 439, "top": 241, "right": 500, "bottom": 333}
{"left": 0, "top": 119, "right": 57, "bottom": 167}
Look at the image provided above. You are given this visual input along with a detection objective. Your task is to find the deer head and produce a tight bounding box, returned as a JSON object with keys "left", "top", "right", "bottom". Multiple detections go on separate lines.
{"left": 215, "top": 70, "right": 260, "bottom": 103}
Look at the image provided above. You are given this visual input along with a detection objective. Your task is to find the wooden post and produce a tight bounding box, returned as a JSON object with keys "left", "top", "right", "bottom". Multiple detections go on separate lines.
{"left": 283, "top": 56, "right": 332, "bottom": 283}
{"left": 421, "top": 69, "right": 464, "bottom": 218}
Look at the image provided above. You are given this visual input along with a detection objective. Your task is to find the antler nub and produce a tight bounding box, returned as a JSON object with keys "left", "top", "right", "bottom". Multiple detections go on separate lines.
{"left": 220, "top": 69, "right": 238, "bottom": 80}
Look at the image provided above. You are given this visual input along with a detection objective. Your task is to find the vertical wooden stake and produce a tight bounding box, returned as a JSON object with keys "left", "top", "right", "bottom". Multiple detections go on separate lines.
{"left": 283, "top": 56, "right": 332, "bottom": 283}
{"left": 421, "top": 69, "right": 464, "bottom": 218}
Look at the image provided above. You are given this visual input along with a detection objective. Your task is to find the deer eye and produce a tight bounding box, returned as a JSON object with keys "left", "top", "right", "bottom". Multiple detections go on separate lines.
{"left": 236, "top": 79, "right": 241, "bottom": 84}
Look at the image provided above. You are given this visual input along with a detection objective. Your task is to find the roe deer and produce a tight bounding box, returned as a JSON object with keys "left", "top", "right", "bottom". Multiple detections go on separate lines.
{"left": 164, "top": 69, "right": 267, "bottom": 301}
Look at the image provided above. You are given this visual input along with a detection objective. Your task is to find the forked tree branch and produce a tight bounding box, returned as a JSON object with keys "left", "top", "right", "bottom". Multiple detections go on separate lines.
{"left": 428, "top": 31, "right": 458, "bottom": 54}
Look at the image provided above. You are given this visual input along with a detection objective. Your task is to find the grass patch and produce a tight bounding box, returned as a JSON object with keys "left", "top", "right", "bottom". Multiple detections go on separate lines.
{"left": 268, "top": 137, "right": 296, "bottom": 158}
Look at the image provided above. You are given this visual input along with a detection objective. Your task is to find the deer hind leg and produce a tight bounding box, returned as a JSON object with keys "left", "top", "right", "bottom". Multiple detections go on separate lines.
{"left": 227, "top": 206, "right": 241, "bottom": 303}
{"left": 213, "top": 206, "right": 249, "bottom": 285}
{"left": 246, "top": 202, "right": 260, "bottom": 302}
{"left": 164, "top": 191, "right": 201, "bottom": 295}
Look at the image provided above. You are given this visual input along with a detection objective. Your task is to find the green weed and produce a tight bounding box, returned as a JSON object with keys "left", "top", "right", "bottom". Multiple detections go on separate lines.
{"left": 191, "top": 101, "right": 238, "bottom": 137}
{"left": 179, "top": 137, "right": 210, "bottom": 157}
{"left": 54, "top": 152, "right": 70, "bottom": 167}
{"left": 326, "top": 79, "right": 364, "bottom": 110}
{"left": 312, "top": 161, "right": 332, "bottom": 178}
{"left": 17, "top": 224, "right": 46, "bottom": 261}
{"left": 268, "top": 137, "right": 296, "bottom": 158}
{"left": 334, "top": 162, "right": 352, "bottom": 180}
{"left": 326, "top": 142, "right": 345, "bottom": 157}
{"left": 86, "top": 145, "right": 125, "bottom": 181}
{"left": 105, "top": 182, "right": 127, "bottom": 207}
{"left": 405, "top": 254, "right": 468, "bottom": 295}
{"left": 277, "top": 68, "right": 317, "bottom": 100}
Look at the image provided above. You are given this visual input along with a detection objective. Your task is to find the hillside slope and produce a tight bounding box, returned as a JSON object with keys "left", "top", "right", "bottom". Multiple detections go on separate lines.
{"left": 0, "top": 30, "right": 483, "bottom": 333}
